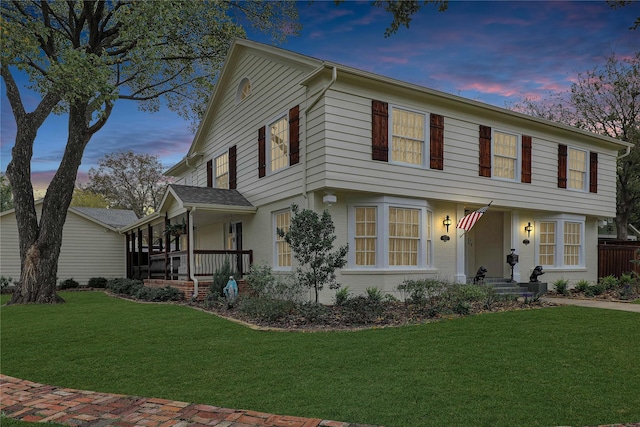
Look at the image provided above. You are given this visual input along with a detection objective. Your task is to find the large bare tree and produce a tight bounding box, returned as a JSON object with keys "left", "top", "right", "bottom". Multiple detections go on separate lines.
{"left": 86, "top": 151, "right": 169, "bottom": 218}
{"left": 1, "top": 0, "right": 300, "bottom": 304}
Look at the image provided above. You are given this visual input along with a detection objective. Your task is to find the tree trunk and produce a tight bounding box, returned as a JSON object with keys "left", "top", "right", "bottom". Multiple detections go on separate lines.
{"left": 9, "top": 102, "right": 94, "bottom": 304}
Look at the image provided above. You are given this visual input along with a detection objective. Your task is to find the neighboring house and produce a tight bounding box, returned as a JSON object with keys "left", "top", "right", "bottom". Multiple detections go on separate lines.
{"left": 121, "top": 38, "right": 633, "bottom": 303}
{"left": 1, "top": 202, "right": 138, "bottom": 286}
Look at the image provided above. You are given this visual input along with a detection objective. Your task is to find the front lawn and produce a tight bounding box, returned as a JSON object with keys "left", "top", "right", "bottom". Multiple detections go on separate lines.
{"left": 1, "top": 292, "right": 639, "bottom": 427}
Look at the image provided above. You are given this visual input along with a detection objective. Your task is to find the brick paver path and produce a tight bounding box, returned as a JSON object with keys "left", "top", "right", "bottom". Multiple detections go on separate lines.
{"left": 0, "top": 375, "right": 379, "bottom": 427}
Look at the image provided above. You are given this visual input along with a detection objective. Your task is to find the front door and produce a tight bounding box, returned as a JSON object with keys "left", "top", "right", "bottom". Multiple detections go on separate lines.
{"left": 465, "top": 211, "right": 504, "bottom": 279}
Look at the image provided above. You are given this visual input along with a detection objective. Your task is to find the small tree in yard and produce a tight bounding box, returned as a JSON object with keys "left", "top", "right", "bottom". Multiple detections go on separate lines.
{"left": 277, "top": 204, "right": 348, "bottom": 303}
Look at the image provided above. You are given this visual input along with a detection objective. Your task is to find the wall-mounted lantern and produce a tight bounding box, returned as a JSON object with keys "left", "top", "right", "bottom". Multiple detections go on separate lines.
{"left": 443, "top": 215, "right": 452, "bottom": 233}
{"left": 523, "top": 222, "right": 533, "bottom": 245}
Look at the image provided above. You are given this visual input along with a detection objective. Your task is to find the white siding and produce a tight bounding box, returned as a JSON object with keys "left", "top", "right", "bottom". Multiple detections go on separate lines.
{"left": 0, "top": 207, "right": 126, "bottom": 287}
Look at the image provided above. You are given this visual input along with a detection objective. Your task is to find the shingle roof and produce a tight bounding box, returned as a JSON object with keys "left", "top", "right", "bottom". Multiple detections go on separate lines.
{"left": 72, "top": 207, "right": 139, "bottom": 228}
{"left": 168, "top": 185, "right": 254, "bottom": 207}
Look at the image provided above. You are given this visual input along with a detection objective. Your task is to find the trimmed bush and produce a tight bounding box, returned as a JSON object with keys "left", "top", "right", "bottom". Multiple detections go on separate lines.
{"left": 209, "top": 258, "right": 234, "bottom": 299}
{"left": 88, "top": 277, "right": 108, "bottom": 288}
{"left": 58, "top": 278, "right": 79, "bottom": 290}
{"left": 107, "top": 278, "right": 144, "bottom": 295}
{"left": 238, "top": 297, "right": 295, "bottom": 323}
{"left": 135, "top": 286, "right": 183, "bottom": 302}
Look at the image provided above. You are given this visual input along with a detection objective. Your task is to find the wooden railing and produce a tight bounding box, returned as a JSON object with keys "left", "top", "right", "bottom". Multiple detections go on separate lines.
{"left": 144, "top": 250, "right": 253, "bottom": 280}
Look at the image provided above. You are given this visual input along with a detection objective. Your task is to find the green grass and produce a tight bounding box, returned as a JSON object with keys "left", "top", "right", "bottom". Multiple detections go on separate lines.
{"left": 0, "top": 414, "right": 66, "bottom": 427}
{"left": 2, "top": 292, "right": 639, "bottom": 427}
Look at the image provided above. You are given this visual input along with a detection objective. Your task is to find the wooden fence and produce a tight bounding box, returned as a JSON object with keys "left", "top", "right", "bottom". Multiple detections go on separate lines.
{"left": 598, "top": 240, "right": 640, "bottom": 278}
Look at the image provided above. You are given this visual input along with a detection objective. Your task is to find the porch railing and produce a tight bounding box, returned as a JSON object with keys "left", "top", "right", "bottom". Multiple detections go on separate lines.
{"left": 145, "top": 250, "right": 253, "bottom": 281}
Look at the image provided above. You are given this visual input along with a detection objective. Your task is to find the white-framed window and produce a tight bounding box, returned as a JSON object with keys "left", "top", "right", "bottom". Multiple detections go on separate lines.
{"left": 389, "top": 207, "right": 420, "bottom": 266}
{"left": 568, "top": 147, "right": 587, "bottom": 191}
{"left": 215, "top": 152, "right": 229, "bottom": 189}
{"left": 355, "top": 207, "right": 377, "bottom": 266}
{"left": 390, "top": 106, "right": 427, "bottom": 166}
{"left": 535, "top": 215, "right": 585, "bottom": 268}
{"left": 493, "top": 130, "right": 519, "bottom": 180}
{"left": 236, "top": 77, "right": 251, "bottom": 103}
{"left": 274, "top": 210, "right": 291, "bottom": 269}
{"left": 348, "top": 197, "right": 433, "bottom": 269}
{"left": 269, "top": 116, "right": 288, "bottom": 173}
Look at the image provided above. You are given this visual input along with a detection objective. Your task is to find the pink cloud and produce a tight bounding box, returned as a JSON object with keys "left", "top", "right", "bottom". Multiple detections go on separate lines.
{"left": 459, "top": 82, "right": 522, "bottom": 98}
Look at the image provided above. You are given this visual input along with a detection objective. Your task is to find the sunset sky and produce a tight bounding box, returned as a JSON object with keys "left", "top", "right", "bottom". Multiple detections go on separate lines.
{"left": 1, "top": 1, "right": 638, "bottom": 192}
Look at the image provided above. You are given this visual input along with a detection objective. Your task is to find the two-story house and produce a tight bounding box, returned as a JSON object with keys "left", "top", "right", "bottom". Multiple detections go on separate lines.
{"left": 121, "top": 38, "right": 632, "bottom": 302}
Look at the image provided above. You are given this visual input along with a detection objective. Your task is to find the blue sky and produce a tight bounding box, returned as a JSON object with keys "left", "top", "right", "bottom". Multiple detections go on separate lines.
{"left": 1, "top": 0, "right": 638, "bottom": 191}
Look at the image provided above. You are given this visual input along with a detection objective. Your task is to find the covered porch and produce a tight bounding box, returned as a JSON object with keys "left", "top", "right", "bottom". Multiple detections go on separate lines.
{"left": 122, "top": 185, "right": 256, "bottom": 288}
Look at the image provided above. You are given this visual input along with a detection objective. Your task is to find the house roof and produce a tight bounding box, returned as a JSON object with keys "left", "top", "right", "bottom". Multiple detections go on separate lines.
{"left": 167, "top": 184, "right": 254, "bottom": 207}
{"left": 1, "top": 200, "right": 137, "bottom": 232}
{"left": 70, "top": 207, "right": 139, "bottom": 228}
{"left": 165, "top": 38, "right": 632, "bottom": 177}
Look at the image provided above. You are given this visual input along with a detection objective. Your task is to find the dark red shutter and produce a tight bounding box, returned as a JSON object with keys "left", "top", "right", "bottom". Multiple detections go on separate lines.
{"left": 558, "top": 144, "right": 567, "bottom": 188}
{"left": 229, "top": 145, "right": 237, "bottom": 189}
{"left": 289, "top": 105, "right": 300, "bottom": 166}
{"left": 430, "top": 113, "right": 444, "bottom": 170}
{"left": 589, "top": 151, "right": 598, "bottom": 193}
{"left": 206, "top": 159, "right": 213, "bottom": 187}
{"left": 521, "top": 135, "right": 532, "bottom": 183}
{"left": 479, "top": 125, "right": 492, "bottom": 177}
{"left": 372, "top": 100, "right": 388, "bottom": 161}
{"left": 258, "top": 126, "right": 266, "bottom": 178}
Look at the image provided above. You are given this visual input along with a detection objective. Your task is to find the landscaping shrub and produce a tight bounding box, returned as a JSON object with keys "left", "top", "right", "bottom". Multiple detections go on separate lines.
{"left": 599, "top": 275, "right": 619, "bottom": 290}
{"left": 365, "top": 286, "right": 385, "bottom": 304}
{"left": 58, "top": 278, "right": 79, "bottom": 290}
{"left": 574, "top": 279, "right": 591, "bottom": 293}
{"left": 453, "top": 301, "right": 471, "bottom": 315}
{"left": 585, "top": 283, "right": 605, "bottom": 297}
{"left": 334, "top": 286, "right": 351, "bottom": 306}
{"left": 238, "top": 297, "right": 296, "bottom": 323}
{"left": 88, "top": 277, "right": 108, "bottom": 288}
{"left": 0, "top": 275, "right": 14, "bottom": 291}
{"left": 296, "top": 301, "right": 330, "bottom": 323}
{"left": 553, "top": 278, "right": 569, "bottom": 295}
{"left": 107, "top": 278, "right": 144, "bottom": 295}
{"left": 245, "top": 263, "right": 304, "bottom": 302}
{"left": 135, "top": 286, "right": 183, "bottom": 302}
{"left": 340, "top": 295, "right": 383, "bottom": 324}
{"left": 397, "top": 279, "right": 446, "bottom": 306}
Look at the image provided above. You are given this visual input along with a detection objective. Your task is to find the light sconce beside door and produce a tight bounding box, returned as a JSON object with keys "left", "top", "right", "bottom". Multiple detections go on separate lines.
{"left": 523, "top": 222, "right": 533, "bottom": 245}
{"left": 443, "top": 215, "right": 452, "bottom": 233}
{"left": 440, "top": 215, "right": 452, "bottom": 242}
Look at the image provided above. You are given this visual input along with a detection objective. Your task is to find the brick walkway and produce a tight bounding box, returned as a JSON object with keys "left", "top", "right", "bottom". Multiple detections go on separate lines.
{"left": 0, "top": 375, "right": 379, "bottom": 427}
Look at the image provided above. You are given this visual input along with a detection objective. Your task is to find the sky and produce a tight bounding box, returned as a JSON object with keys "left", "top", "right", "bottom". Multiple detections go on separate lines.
{"left": 1, "top": 0, "right": 639, "bottom": 193}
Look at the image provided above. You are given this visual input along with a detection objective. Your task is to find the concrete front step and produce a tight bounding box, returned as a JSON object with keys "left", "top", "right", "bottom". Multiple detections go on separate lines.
{"left": 482, "top": 278, "right": 547, "bottom": 295}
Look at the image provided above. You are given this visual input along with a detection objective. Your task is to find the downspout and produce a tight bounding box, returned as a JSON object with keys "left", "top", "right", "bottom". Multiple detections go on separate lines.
{"left": 188, "top": 207, "right": 198, "bottom": 300}
{"left": 617, "top": 146, "right": 632, "bottom": 160}
{"left": 302, "top": 65, "right": 337, "bottom": 208}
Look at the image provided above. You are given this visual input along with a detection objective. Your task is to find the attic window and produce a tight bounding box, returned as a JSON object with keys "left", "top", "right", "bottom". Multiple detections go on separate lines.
{"left": 236, "top": 77, "right": 251, "bottom": 103}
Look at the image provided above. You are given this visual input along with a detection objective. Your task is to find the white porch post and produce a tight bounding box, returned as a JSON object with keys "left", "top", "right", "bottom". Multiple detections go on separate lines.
{"left": 511, "top": 210, "right": 521, "bottom": 282}
{"left": 454, "top": 203, "right": 466, "bottom": 284}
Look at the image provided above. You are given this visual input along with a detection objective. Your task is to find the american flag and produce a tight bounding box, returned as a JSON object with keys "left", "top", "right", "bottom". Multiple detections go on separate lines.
{"left": 456, "top": 202, "right": 492, "bottom": 232}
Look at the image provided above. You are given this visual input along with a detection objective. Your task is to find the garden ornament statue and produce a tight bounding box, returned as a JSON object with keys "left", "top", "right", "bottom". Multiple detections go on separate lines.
{"left": 529, "top": 266, "right": 545, "bottom": 282}
{"left": 473, "top": 266, "right": 487, "bottom": 284}
{"left": 223, "top": 276, "right": 238, "bottom": 306}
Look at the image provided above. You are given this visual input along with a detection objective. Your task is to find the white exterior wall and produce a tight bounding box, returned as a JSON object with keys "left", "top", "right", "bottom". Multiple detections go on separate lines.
{"left": 308, "top": 82, "right": 618, "bottom": 218}
{"left": 0, "top": 207, "right": 126, "bottom": 287}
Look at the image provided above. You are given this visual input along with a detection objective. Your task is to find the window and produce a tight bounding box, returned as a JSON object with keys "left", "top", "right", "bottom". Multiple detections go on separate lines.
{"left": 355, "top": 207, "right": 377, "bottom": 266}
{"left": 564, "top": 222, "right": 581, "bottom": 266}
{"left": 269, "top": 116, "right": 288, "bottom": 172}
{"left": 236, "top": 77, "right": 251, "bottom": 103}
{"left": 568, "top": 148, "right": 587, "bottom": 190}
{"left": 536, "top": 216, "right": 585, "bottom": 268}
{"left": 538, "top": 222, "right": 556, "bottom": 266}
{"left": 348, "top": 198, "right": 433, "bottom": 269}
{"left": 215, "top": 152, "right": 229, "bottom": 189}
{"left": 391, "top": 107, "right": 425, "bottom": 166}
{"left": 274, "top": 210, "right": 291, "bottom": 268}
{"left": 389, "top": 207, "right": 420, "bottom": 266}
{"left": 493, "top": 131, "right": 518, "bottom": 180}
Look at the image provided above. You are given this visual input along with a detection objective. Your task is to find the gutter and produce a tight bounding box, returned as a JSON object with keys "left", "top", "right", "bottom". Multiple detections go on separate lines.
{"left": 188, "top": 207, "right": 199, "bottom": 300}
{"left": 302, "top": 65, "right": 337, "bottom": 207}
